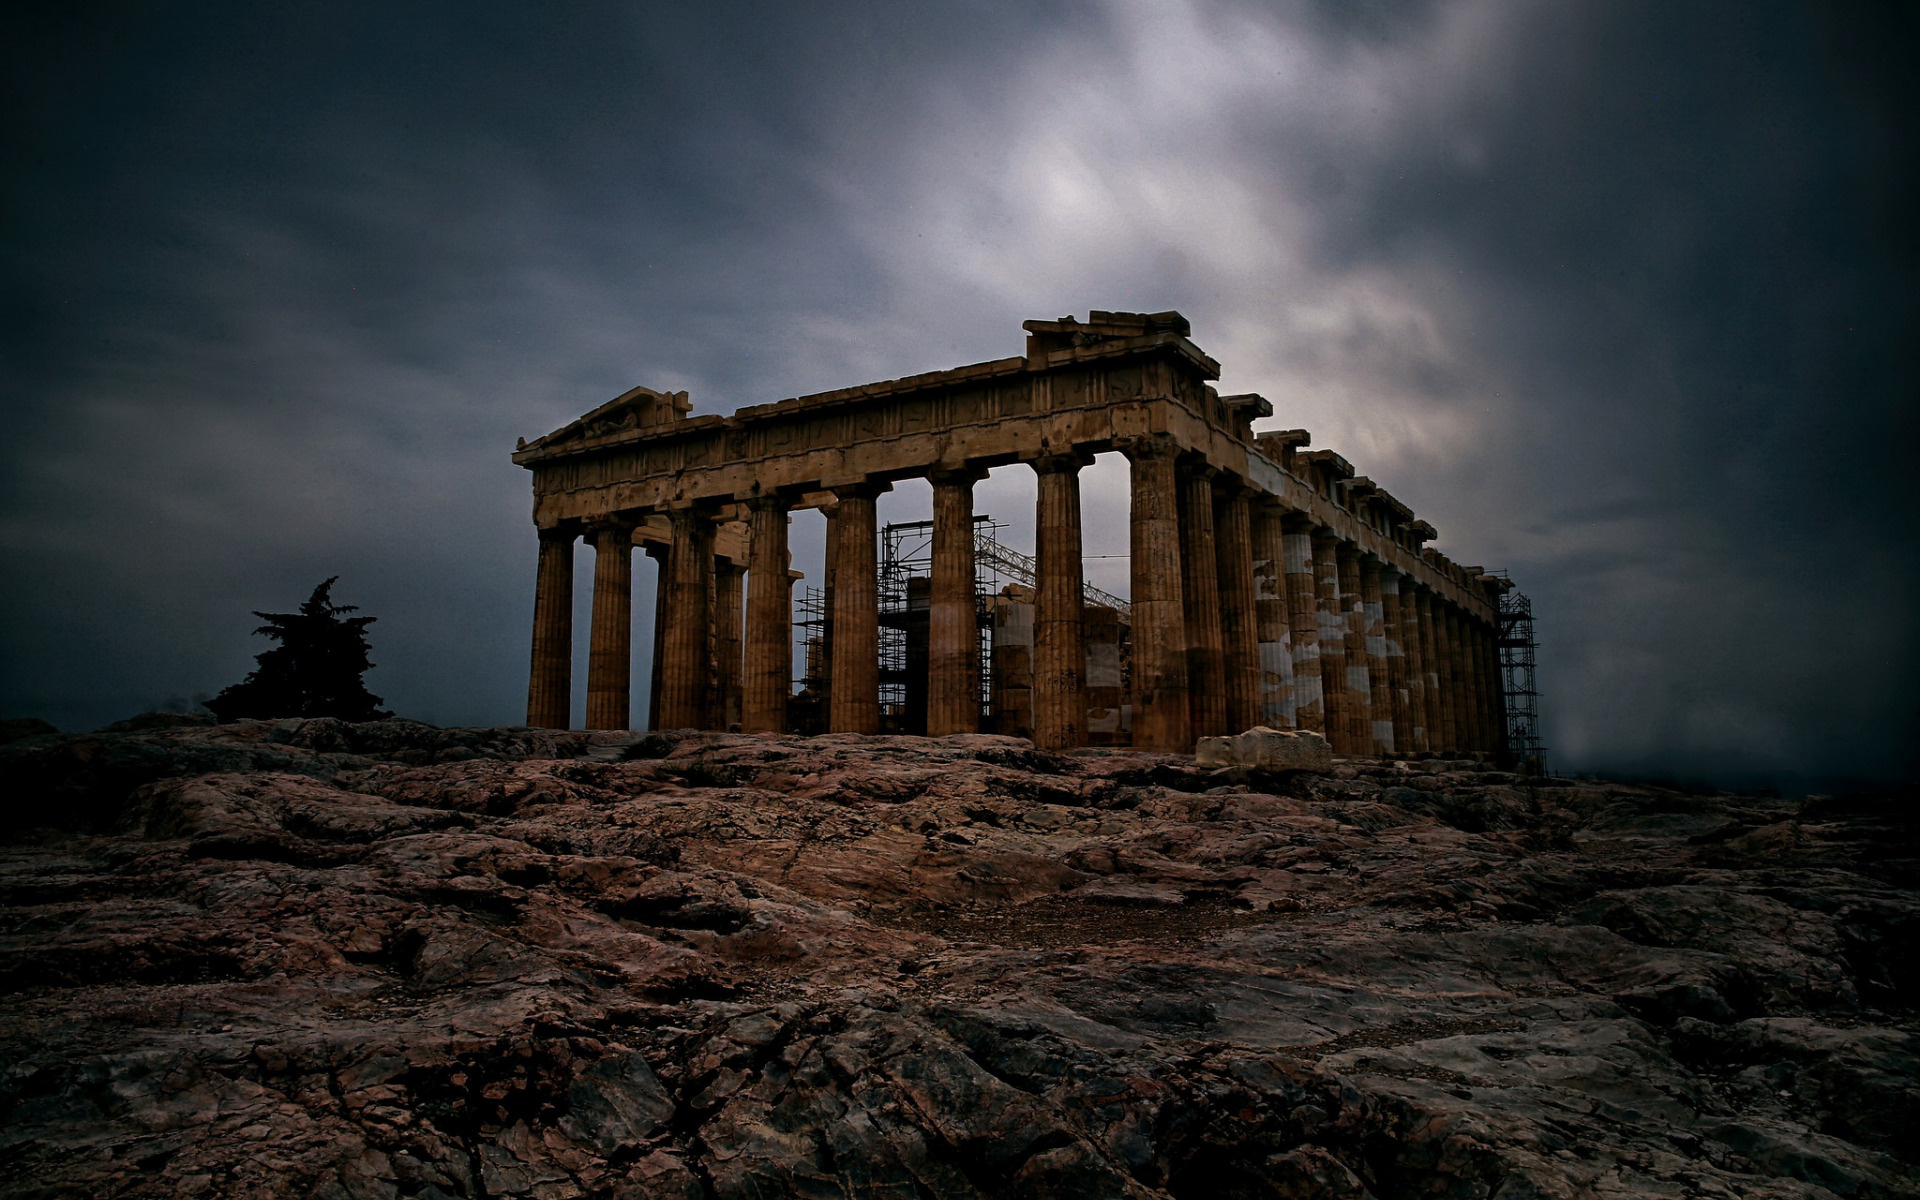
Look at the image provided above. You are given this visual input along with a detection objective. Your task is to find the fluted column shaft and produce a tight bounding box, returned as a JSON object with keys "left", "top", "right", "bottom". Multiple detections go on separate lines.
{"left": 1337, "top": 544, "right": 1374, "bottom": 755}
{"left": 742, "top": 498, "right": 792, "bottom": 734}
{"left": 1437, "top": 605, "right": 1464, "bottom": 753}
{"left": 828, "top": 487, "right": 881, "bottom": 734}
{"left": 928, "top": 471, "right": 982, "bottom": 736}
{"left": 1417, "top": 591, "right": 1446, "bottom": 752}
{"left": 585, "top": 521, "right": 635, "bottom": 730}
{"left": 1466, "top": 614, "right": 1489, "bottom": 753}
{"left": 1380, "top": 569, "right": 1411, "bottom": 755}
{"left": 1124, "top": 438, "right": 1190, "bottom": 752}
{"left": 1484, "top": 621, "right": 1509, "bottom": 756}
{"left": 1311, "top": 531, "right": 1351, "bottom": 753}
{"left": 1215, "top": 483, "right": 1261, "bottom": 734}
{"left": 1401, "top": 582, "right": 1430, "bottom": 754}
{"left": 1360, "top": 559, "right": 1394, "bottom": 755}
{"left": 1180, "top": 465, "right": 1227, "bottom": 740}
{"left": 1476, "top": 620, "right": 1502, "bottom": 754}
{"left": 657, "top": 509, "right": 715, "bottom": 730}
{"left": 526, "top": 528, "right": 575, "bottom": 729}
{"left": 1282, "top": 522, "right": 1323, "bottom": 734}
{"left": 1032, "top": 456, "right": 1087, "bottom": 750}
{"left": 715, "top": 562, "right": 744, "bottom": 730}
{"left": 1252, "top": 504, "right": 1295, "bottom": 729}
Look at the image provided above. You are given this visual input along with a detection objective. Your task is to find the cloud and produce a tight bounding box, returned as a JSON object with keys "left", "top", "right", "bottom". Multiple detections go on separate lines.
{"left": 1, "top": 0, "right": 1911, "bottom": 787}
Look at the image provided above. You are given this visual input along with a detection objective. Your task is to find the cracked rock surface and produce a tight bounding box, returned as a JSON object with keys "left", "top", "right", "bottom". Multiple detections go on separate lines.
{"left": 1, "top": 718, "right": 1915, "bottom": 1198}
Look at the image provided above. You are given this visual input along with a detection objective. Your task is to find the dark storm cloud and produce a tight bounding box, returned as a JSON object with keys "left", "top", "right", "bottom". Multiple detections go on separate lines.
{"left": 2, "top": 1, "right": 1911, "bottom": 789}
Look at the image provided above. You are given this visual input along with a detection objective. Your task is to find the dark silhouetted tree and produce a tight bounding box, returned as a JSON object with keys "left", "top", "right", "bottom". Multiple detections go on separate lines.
{"left": 207, "top": 578, "right": 392, "bottom": 722}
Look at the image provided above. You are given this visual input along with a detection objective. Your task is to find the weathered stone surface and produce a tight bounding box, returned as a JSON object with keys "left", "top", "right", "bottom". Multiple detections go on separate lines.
{"left": 1195, "top": 726, "right": 1333, "bottom": 773}
{"left": 0, "top": 719, "right": 1914, "bottom": 1198}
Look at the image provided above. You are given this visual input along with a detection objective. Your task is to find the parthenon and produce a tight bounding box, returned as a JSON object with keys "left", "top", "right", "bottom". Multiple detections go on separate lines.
{"left": 513, "top": 310, "right": 1514, "bottom": 757}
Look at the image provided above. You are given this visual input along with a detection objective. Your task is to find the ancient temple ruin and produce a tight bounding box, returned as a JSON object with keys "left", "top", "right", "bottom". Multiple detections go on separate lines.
{"left": 513, "top": 310, "right": 1514, "bottom": 757}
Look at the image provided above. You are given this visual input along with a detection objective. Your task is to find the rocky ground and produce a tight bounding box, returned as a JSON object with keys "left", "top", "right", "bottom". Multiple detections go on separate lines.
{"left": 0, "top": 717, "right": 1915, "bottom": 1199}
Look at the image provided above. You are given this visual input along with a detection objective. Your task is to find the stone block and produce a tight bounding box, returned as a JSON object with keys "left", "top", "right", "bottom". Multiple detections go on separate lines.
{"left": 1195, "top": 726, "right": 1333, "bottom": 772}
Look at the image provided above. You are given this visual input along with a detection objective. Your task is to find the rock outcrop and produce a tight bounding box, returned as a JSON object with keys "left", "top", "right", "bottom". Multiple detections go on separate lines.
{"left": 0, "top": 720, "right": 1914, "bottom": 1198}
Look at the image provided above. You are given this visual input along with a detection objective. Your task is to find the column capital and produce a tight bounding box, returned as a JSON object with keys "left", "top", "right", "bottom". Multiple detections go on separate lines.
{"left": 1028, "top": 450, "right": 1092, "bottom": 475}
{"left": 742, "top": 488, "right": 798, "bottom": 512}
{"left": 1177, "top": 454, "right": 1219, "bottom": 482}
{"left": 585, "top": 512, "right": 641, "bottom": 537}
{"left": 535, "top": 523, "right": 580, "bottom": 544}
{"left": 1116, "top": 433, "right": 1182, "bottom": 462}
{"left": 830, "top": 480, "right": 892, "bottom": 502}
{"left": 928, "top": 465, "right": 989, "bottom": 487}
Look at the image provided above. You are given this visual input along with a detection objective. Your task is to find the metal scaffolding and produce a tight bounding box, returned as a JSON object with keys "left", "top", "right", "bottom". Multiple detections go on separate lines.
{"left": 793, "top": 515, "right": 1130, "bottom": 733}
{"left": 1497, "top": 586, "right": 1545, "bottom": 773}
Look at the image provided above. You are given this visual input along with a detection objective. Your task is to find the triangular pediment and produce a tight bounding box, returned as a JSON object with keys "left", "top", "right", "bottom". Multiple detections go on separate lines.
{"left": 523, "top": 385, "right": 692, "bottom": 452}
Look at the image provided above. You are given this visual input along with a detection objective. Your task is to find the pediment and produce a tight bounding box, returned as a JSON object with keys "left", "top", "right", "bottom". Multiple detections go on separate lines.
{"left": 525, "top": 385, "right": 692, "bottom": 451}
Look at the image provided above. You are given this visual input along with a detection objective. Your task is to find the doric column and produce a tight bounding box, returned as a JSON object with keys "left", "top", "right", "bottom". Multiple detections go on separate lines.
{"left": 1180, "top": 461, "right": 1227, "bottom": 739}
{"left": 1252, "top": 502, "right": 1295, "bottom": 729}
{"left": 1380, "top": 568, "right": 1412, "bottom": 755}
{"left": 1122, "top": 436, "right": 1190, "bottom": 752}
{"left": 1336, "top": 543, "right": 1373, "bottom": 755}
{"left": 928, "top": 469, "right": 984, "bottom": 736}
{"left": 1032, "top": 454, "right": 1088, "bottom": 750}
{"left": 1417, "top": 590, "right": 1446, "bottom": 753}
{"left": 1437, "top": 605, "right": 1464, "bottom": 753}
{"left": 657, "top": 508, "right": 715, "bottom": 730}
{"left": 715, "top": 561, "right": 745, "bottom": 730}
{"left": 645, "top": 545, "right": 668, "bottom": 730}
{"left": 1475, "top": 619, "right": 1501, "bottom": 754}
{"left": 585, "top": 519, "right": 636, "bottom": 730}
{"left": 526, "top": 527, "right": 575, "bottom": 729}
{"left": 1484, "top": 620, "right": 1509, "bottom": 757}
{"left": 1360, "top": 558, "right": 1394, "bottom": 755}
{"left": 1215, "top": 481, "right": 1261, "bottom": 734}
{"left": 1465, "top": 613, "right": 1490, "bottom": 753}
{"left": 828, "top": 485, "right": 882, "bottom": 734}
{"left": 1401, "top": 581, "right": 1430, "bottom": 754}
{"left": 1282, "top": 518, "right": 1323, "bottom": 735}
{"left": 742, "top": 497, "right": 792, "bottom": 734}
{"left": 1311, "top": 530, "right": 1351, "bottom": 753}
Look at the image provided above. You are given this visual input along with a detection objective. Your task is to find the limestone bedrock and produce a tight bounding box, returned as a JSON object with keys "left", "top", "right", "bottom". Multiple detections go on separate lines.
{"left": 1195, "top": 726, "right": 1334, "bottom": 773}
{"left": 0, "top": 717, "right": 1915, "bottom": 1199}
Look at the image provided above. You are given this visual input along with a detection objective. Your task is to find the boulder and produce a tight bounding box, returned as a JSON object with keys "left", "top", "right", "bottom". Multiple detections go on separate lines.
{"left": 1195, "top": 726, "right": 1333, "bottom": 773}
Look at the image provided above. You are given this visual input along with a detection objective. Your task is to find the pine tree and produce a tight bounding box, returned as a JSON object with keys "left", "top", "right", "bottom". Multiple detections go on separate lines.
{"left": 207, "top": 578, "right": 392, "bottom": 722}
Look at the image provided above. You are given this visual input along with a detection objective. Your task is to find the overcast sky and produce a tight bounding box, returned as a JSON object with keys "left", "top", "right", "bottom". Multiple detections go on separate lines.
{"left": 3, "top": 1, "right": 1913, "bottom": 790}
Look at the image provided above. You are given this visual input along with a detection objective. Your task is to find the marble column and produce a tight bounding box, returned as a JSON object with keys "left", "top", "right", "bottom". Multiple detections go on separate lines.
{"left": 1418, "top": 590, "right": 1447, "bottom": 753}
{"left": 1215, "top": 481, "right": 1262, "bottom": 734}
{"left": 1400, "top": 581, "right": 1430, "bottom": 754}
{"left": 1123, "top": 436, "right": 1190, "bottom": 752}
{"left": 1032, "top": 454, "right": 1088, "bottom": 750}
{"left": 1336, "top": 543, "right": 1373, "bottom": 755}
{"left": 1180, "top": 462, "right": 1227, "bottom": 740}
{"left": 645, "top": 546, "right": 668, "bottom": 730}
{"left": 1360, "top": 558, "right": 1394, "bottom": 755}
{"left": 1311, "top": 530, "right": 1351, "bottom": 754}
{"left": 715, "top": 561, "right": 744, "bottom": 730}
{"left": 742, "top": 497, "right": 792, "bottom": 734}
{"left": 526, "top": 527, "right": 574, "bottom": 730}
{"left": 1282, "top": 518, "right": 1323, "bottom": 735}
{"left": 657, "top": 508, "right": 715, "bottom": 730}
{"left": 1437, "top": 605, "right": 1465, "bottom": 753}
{"left": 927, "top": 469, "right": 983, "bottom": 736}
{"left": 828, "top": 485, "right": 882, "bottom": 734}
{"left": 585, "top": 520, "right": 635, "bottom": 730}
{"left": 1484, "top": 621, "right": 1509, "bottom": 757}
{"left": 1380, "top": 568, "right": 1412, "bottom": 755}
{"left": 1252, "top": 503, "right": 1295, "bottom": 729}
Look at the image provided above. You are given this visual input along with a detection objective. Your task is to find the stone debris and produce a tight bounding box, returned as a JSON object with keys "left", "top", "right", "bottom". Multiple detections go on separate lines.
{"left": 1195, "top": 726, "right": 1334, "bottom": 773}
{"left": 0, "top": 717, "right": 1915, "bottom": 1199}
